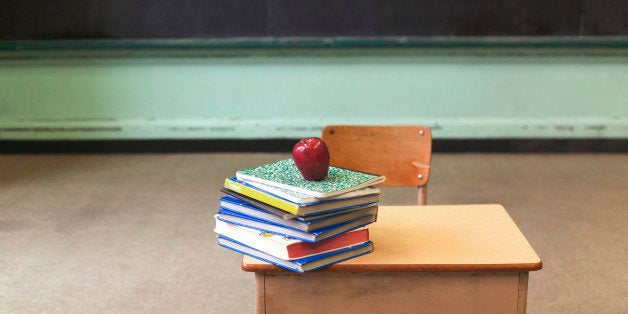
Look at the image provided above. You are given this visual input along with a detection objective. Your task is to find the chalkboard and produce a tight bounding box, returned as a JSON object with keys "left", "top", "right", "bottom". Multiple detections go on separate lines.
{"left": 2, "top": 0, "right": 627, "bottom": 40}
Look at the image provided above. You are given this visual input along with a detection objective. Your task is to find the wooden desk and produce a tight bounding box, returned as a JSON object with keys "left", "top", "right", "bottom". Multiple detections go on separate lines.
{"left": 242, "top": 205, "right": 542, "bottom": 314}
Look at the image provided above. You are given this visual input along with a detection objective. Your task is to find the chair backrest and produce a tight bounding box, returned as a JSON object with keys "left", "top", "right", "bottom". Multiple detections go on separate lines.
{"left": 322, "top": 125, "right": 432, "bottom": 205}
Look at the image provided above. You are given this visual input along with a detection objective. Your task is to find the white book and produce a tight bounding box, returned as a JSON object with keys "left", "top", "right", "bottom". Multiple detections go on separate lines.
{"left": 214, "top": 219, "right": 370, "bottom": 260}
{"left": 219, "top": 195, "right": 378, "bottom": 231}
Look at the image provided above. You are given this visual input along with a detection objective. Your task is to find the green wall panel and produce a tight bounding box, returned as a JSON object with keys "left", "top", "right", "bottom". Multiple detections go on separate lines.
{"left": 1, "top": 44, "right": 627, "bottom": 139}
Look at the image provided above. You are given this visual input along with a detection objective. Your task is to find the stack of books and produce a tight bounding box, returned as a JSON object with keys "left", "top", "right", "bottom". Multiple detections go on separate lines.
{"left": 214, "top": 158, "right": 385, "bottom": 273}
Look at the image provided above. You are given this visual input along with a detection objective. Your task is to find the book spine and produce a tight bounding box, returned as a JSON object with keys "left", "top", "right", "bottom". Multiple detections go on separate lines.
{"left": 224, "top": 178, "right": 299, "bottom": 214}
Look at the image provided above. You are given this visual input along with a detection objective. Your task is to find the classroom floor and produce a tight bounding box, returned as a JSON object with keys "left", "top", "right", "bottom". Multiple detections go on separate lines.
{"left": 1, "top": 153, "right": 626, "bottom": 313}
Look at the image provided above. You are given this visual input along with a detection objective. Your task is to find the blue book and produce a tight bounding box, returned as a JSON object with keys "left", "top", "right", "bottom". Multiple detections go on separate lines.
{"left": 220, "top": 195, "right": 378, "bottom": 231}
{"left": 217, "top": 235, "right": 374, "bottom": 273}
{"left": 216, "top": 210, "right": 377, "bottom": 242}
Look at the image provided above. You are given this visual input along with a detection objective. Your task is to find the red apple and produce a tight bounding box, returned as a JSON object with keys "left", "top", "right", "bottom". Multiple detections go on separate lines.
{"left": 292, "top": 137, "right": 330, "bottom": 181}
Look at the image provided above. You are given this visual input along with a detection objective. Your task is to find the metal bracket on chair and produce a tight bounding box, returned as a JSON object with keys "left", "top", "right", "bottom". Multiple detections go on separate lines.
{"left": 411, "top": 161, "right": 431, "bottom": 186}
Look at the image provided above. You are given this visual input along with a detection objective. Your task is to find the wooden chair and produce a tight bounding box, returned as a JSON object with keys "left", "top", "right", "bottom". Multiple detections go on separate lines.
{"left": 321, "top": 125, "right": 432, "bottom": 205}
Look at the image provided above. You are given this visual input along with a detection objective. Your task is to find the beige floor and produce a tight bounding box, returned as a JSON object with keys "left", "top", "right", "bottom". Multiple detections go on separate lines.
{"left": 1, "top": 153, "right": 626, "bottom": 313}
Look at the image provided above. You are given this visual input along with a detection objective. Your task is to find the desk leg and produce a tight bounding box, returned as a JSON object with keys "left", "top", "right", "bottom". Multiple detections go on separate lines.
{"left": 517, "top": 272, "right": 529, "bottom": 314}
{"left": 255, "top": 273, "right": 266, "bottom": 314}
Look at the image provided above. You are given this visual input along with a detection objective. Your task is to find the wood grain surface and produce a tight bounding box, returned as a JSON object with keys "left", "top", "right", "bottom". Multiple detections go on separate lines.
{"left": 242, "top": 204, "right": 542, "bottom": 273}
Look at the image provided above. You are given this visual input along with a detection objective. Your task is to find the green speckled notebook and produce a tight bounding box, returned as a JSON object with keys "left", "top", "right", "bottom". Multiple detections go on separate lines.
{"left": 235, "top": 158, "right": 385, "bottom": 198}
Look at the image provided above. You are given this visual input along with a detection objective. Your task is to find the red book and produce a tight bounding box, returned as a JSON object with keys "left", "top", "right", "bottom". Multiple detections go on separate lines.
{"left": 215, "top": 219, "right": 369, "bottom": 260}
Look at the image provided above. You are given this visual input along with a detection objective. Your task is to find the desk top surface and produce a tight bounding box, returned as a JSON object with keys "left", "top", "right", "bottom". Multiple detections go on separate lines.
{"left": 241, "top": 204, "right": 542, "bottom": 273}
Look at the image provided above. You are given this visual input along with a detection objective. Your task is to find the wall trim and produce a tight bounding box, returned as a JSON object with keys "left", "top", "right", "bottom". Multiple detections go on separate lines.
{"left": 1, "top": 139, "right": 626, "bottom": 154}
{"left": 2, "top": 37, "right": 628, "bottom": 59}
{"left": 0, "top": 118, "right": 626, "bottom": 140}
